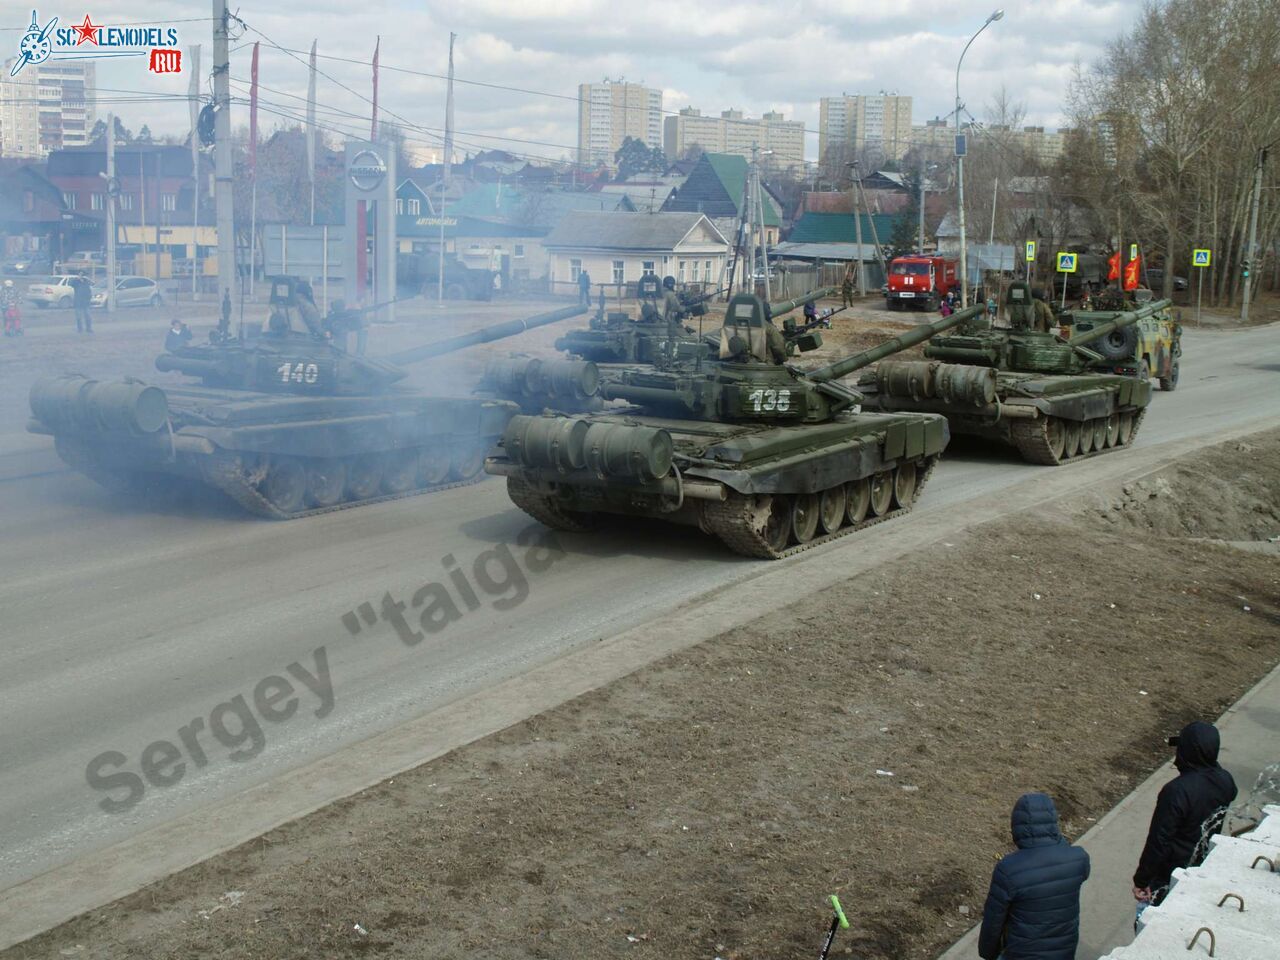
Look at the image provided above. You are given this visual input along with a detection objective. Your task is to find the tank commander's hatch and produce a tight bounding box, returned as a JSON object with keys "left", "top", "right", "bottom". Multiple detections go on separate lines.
{"left": 719, "top": 293, "right": 769, "bottom": 362}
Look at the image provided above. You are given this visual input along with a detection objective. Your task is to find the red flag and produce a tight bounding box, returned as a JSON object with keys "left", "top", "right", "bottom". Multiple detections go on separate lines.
{"left": 370, "top": 36, "right": 380, "bottom": 140}
{"left": 248, "top": 41, "right": 259, "bottom": 180}
{"left": 1123, "top": 254, "right": 1141, "bottom": 290}
{"left": 1107, "top": 250, "right": 1120, "bottom": 281}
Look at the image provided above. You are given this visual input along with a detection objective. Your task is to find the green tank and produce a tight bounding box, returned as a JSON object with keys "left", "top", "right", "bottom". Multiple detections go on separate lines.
{"left": 27, "top": 276, "right": 592, "bottom": 518}
{"left": 485, "top": 293, "right": 983, "bottom": 559}
{"left": 862, "top": 280, "right": 1160, "bottom": 465}
{"left": 482, "top": 286, "right": 838, "bottom": 414}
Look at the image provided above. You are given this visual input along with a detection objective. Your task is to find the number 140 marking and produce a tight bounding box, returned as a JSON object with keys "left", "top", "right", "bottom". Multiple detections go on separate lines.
{"left": 277, "top": 361, "right": 320, "bottom": 384}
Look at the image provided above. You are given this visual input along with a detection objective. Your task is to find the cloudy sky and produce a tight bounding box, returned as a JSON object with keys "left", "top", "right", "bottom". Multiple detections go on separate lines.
{"left": 11, "top": 1, "right": 1142, "bottom": 163}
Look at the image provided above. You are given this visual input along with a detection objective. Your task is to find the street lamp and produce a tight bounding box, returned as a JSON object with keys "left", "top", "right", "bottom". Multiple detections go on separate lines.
{"left": 955, "top": 8, "right": 1003, "bottom": 307}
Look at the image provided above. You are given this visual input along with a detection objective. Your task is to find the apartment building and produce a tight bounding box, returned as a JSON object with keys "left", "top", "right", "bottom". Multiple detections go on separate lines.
{"left": 0, "top": 59, "right": 96, "bottom": 159}
{"left": 910, "top": 118, "right": 1071, "bottom": 165}
{"left": 663, "top": 107, "right": 805, "bottom": 172}
{"left": 577, "top": 79, "right": 663, "bottom": 167}
{"left": 818, "top": 93, "right": 912, "bottom": 163}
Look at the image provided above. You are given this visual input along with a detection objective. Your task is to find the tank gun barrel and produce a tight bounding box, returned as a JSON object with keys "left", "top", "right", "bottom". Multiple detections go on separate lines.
{"left": 1063, "top": 298, "right": 1171, "bottom": 347}
{"left": 767, "top": 287, "right": 838, "bottom": 319}
{"left": 387, "top": 304, "right": 588, "bottom": 366}
{"left": 809, "top": 304, "right": 986, "bottom": 383}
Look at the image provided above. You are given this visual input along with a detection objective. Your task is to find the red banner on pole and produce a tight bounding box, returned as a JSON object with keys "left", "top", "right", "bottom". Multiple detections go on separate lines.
{"left": 1123, "top": 254, "right": 1141, "bottom": 290}
{"left": 249, "top": 41, "right": 259, "bottom": 179}
{"left": 370, "top": 36, "right": 380, "bottom": 141}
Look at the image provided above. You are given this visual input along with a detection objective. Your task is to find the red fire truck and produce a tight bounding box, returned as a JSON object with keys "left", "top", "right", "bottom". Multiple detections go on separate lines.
{"left": 884, "top": 255, "right": 958, "bottom": 311}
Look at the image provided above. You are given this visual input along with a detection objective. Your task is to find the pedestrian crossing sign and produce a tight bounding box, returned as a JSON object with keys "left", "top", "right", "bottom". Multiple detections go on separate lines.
{"left": 1192, "top": 248, "right": 1212, "bottom": 267}
{"left": 1025, "top": 241, "right": 1036, "bottom": 262}
{"left": 1056, "top": 252, "right": 1078, "bottom": 273}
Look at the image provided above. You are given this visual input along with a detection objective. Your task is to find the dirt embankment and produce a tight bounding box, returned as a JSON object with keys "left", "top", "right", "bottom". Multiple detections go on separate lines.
{"left": 8, "top": 433, "right": 1280, "bottom": 960}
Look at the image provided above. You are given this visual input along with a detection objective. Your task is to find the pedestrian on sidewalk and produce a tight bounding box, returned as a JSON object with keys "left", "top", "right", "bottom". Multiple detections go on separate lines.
{"left": 1132, "top": 721, "right": 1237, "bottom": 917}
{"left": 577, "top": 269, "right": 591, "bottom": 305}
{"left": 978, "top": 792, "right": 1090, "bottom": 960}
{"left": 1, "top": 279, "right": 22, "bottom": 336}
{"left": 72, "top": 273, "right": 93, "bottom": 333}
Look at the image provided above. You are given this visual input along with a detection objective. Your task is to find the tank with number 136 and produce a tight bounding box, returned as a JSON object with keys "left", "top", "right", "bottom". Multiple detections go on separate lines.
{"left": 486, "top": 292, "right": 983, "bottom": 558}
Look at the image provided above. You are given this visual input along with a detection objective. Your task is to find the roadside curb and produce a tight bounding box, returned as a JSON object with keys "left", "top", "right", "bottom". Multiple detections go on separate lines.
{"left": 0, "top": 417, "right": 1275, "bottom": 952}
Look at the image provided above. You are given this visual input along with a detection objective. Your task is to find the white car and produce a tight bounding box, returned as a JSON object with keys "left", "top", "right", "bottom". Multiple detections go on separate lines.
{"left": 91, "top": 276, "right": 162, "bottom": 308}
{"left": 27, "top": 275, "right": 81, "bottom": 308}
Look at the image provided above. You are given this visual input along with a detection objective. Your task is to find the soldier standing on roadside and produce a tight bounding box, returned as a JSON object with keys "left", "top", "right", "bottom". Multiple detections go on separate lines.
{"left": 72, "top": 273, "right": 93, "bottom": 334}
{"left": 841, "top": 269, "right": 854, "bottom": 308}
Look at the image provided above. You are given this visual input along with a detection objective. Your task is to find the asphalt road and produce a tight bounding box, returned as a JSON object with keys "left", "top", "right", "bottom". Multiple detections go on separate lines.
{"left": 0, "top": 321, "right": 1277, "bottom": 894}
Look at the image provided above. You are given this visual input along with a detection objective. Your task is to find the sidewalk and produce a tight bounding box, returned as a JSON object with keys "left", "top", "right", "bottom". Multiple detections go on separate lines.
{"left": 939, "top": 659, "right": 1280, "bottom": 960}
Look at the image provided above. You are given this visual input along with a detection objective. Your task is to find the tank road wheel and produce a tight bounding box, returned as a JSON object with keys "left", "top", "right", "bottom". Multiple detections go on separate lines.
{"left": 1077, "top": 422, "right": 1095, "bottom": 455}
{"left": 1101, "top": 414, "right": 1119, "bottom": 449}
{"left": 305, "top": 458, "right": 347, "bottom": 508}
{"left": 702, "top": 492, "right": 792, "bottom": 558}
{"left": 346, "top": 454, "right": 384, "bottom": 501}
{"left": 818, "top": 486, "right": 847, "bottom": 534}
{"left": 449, "top": 442, "right": 486, "bottom": 482}
{"left": 506, "top": 476, "right": 594, "bottom": 532}
{"left": 262, "top": 456, "right": 308, "bottom": 513}
{"left": 1116, "top": 412, "right": 1135, "bottom": 447}
{"left": 416, "top": 443, "right": 451, "bottom": 486}
{"left": 791, "top": 493, "right": 821, "bottom": 544}
{"left": 1061, "top": 420, "right": 1081, "bottom": 459}
{"left": 1011, "top": 417, "right": 1066, "bottom": 465}
{"left": 892, "top": 461, "right": 918, "bottom": 508}
{"left": 845, "top": 478, "right": 871, "bottom": 525}
{"left": 1090, "top": 418, "right": 1108, "bottom": 452}
{"left": 868, "top": 471, "right": 894, "bottom": 516}
{"left": 1160, "top": 360, "right": 1179, "bottom": 392}
{"left": 382, "top": 449, "right": 419, "bottom": 494}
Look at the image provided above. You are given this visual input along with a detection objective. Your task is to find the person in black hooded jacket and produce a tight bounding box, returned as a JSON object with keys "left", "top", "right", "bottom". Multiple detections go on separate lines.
{"left": 978, "top": 792, "right": 1090, "bottom": 960}
{"left": 1133, "top": 720, "right": 1237, "bottom": 906}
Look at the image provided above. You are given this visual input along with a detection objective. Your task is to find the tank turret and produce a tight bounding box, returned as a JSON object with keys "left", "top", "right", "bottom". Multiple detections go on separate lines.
{"left": 484, "top": 294, "right": 977, "bottom": 559}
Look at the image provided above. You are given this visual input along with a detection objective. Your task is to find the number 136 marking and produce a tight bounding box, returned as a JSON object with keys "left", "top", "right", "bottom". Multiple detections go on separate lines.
{"left": 748, "top": 388, "right": 791, "bottom": 412}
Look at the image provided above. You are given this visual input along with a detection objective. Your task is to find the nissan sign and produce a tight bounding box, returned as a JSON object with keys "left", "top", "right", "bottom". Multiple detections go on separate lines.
{"left": 349, "top": 149, "right": 388, "bottom": 192}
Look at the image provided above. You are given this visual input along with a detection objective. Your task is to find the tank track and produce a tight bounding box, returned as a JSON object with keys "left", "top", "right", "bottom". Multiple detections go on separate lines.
{"left": 505, "top": 475, "right": 595, "bottom": 532}
{"left": 203, "top": 453, "right": 483, "bottom": 520}
{"left": 1011, "top": 408, "right": 1147, "bottom": 466}
{"left": 703, "top": 456, "right": 939, "bottom": 559}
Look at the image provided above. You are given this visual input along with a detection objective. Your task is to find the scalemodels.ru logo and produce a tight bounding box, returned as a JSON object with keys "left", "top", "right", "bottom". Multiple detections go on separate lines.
{"left": 10, "top": 8, "right": 182, "bottom": 76}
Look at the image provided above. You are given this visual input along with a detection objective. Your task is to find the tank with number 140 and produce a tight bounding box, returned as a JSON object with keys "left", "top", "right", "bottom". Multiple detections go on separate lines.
{"left": 27, "top": 276, "right": 598, "bottom": 518}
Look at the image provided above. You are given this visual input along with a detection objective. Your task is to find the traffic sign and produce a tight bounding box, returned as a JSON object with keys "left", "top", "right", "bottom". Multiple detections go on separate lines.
{"left": 1025, "top": 241, "right": 1036, "bottom": 262}
{"left": 954, "top": 134, "right": 967, "bottom": 157}
{"left": 1056, "top": 252, "right": 1078, "bottom": 273}
{"left": 1192, "top": 248, "right": 1212, "bottom": 267}
{"left": 1129, "top": 243, "right": 1139, "bottom": 261}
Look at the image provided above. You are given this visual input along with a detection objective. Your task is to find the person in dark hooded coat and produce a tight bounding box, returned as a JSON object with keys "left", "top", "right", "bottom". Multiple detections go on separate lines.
{"left": 978, "top": 793, "right": 1090, "bottom": 960}
{"left": 1132, "top": 720, "right": 1237, "bottom": 905}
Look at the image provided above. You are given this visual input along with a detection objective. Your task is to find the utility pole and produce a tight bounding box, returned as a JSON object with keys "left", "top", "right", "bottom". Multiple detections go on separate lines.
{"left": 917, "top": 159, "right": 927, "bottom": 253}
{"left": 212, "top": 0, "right": 235, "bottom": 335}
{"left": 1240, "top": 146, "right": 1267, "bottom": 323}
{"left": 851, "top": 163, "right": 864, "bottom": 297}
{"left": 105, "top": 112, "right": 116, "bottom": 313}
{"left": 189, "top": 44, "right": 201, "bottom": 300}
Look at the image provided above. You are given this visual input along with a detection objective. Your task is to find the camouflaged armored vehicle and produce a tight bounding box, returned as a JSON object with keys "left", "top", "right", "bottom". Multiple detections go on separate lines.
{"left": 28, "top": 276, "right": 592, "bottom": 518}
{"left": 1063, "top": 288, "right": 1182, "bottom": 391}
{"left": 485, "top": 293, "right": 984, "bottom": 559}
{"left": 862, "top": 281, "right": 1161, "bottom": 465}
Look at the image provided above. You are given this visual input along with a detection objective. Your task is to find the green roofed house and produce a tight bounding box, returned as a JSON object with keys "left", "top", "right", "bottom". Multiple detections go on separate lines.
{"left": 771, "top": 211, "right": 906, "bottom": 291}
{"left": 661, "top": 152, "right": 783, "bottom": 246}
